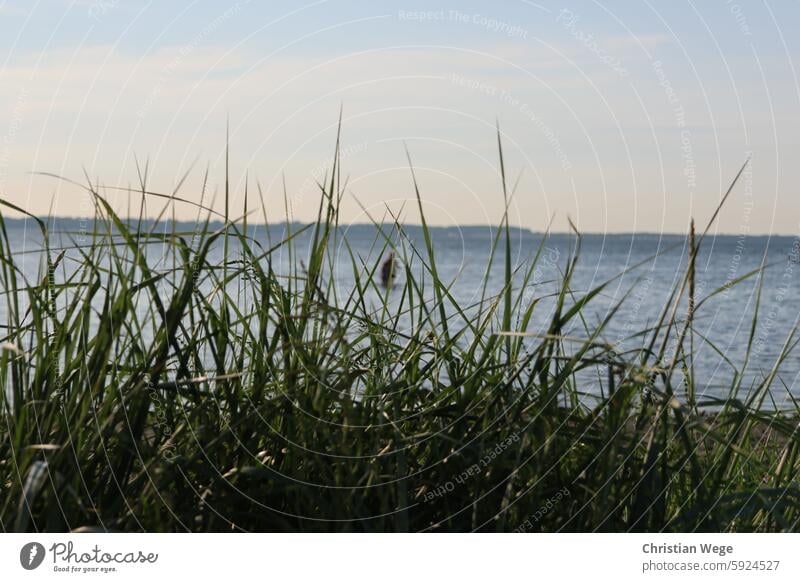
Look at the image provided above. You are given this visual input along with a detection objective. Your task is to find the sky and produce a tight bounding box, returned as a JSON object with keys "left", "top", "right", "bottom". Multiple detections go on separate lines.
{"left": 0, "top": 0, "right": 798, "bottom": 234}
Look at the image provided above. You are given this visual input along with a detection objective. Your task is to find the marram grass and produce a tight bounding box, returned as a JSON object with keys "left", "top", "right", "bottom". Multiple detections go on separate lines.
{"left": 1, "top": 137, "right": 799, "bottom": 532}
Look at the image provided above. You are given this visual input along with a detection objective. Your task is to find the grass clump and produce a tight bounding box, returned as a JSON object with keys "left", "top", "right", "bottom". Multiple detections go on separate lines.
{"left": 1, "top": 135, "right": 799, "bottom": 532}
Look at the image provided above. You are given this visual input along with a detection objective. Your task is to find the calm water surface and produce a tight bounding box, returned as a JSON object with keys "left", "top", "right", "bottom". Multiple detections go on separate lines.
{"left": 4, "top": 218, "right": 799, "bottom": 406}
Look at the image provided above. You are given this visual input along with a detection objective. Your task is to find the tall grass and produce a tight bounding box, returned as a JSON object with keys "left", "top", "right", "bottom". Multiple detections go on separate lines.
{"left": 1, "top": 135, "right": 799, "bottom": 532}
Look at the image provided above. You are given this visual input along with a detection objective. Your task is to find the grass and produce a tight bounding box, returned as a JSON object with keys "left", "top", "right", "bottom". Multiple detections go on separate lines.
{"left": 1, "top": 132, "right": 799, "bottom": 532}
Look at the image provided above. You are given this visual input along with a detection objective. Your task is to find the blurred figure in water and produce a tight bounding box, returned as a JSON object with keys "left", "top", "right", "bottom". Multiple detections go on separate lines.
{"left": 380, "top": 252, "right": 396, "bottom": 288}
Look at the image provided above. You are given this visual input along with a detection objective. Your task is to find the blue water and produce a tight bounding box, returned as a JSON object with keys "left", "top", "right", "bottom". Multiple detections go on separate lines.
{"left": 3, "top": 217, "right": 800, "bottom": 407}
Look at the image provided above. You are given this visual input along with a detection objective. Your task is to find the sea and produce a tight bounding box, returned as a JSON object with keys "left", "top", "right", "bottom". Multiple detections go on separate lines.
{"left": 3, "top": 217, "right": 800, "bottom": 407}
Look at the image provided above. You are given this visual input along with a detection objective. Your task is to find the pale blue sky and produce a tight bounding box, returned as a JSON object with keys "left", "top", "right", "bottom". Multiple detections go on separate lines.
{"left": 1, "top": 0, "right": 798, "bottom": 233}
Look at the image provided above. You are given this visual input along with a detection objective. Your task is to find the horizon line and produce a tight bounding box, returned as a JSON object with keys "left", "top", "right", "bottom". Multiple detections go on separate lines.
{"left": 0, "top": 214, "right": 790, "bottom": 238}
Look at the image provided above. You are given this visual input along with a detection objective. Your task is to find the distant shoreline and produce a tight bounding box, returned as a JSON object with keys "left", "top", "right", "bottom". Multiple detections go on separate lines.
{"left": 0, "top": 215, "right": 793, "bottom": 239}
